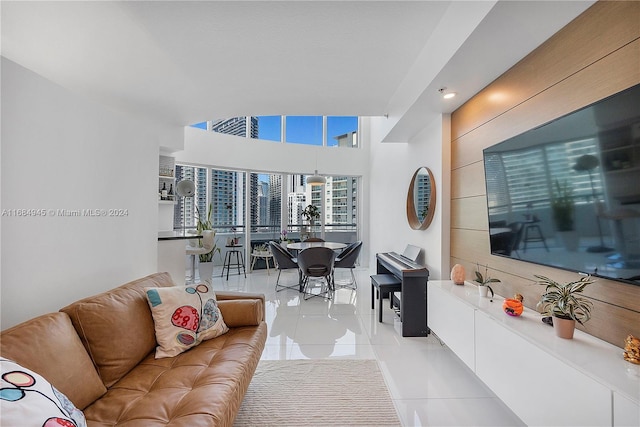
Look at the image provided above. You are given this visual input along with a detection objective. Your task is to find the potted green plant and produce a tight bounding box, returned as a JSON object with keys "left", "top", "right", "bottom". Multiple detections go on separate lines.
{"left": 551, "top": 179, "right": 578, "bottom": 251}
{"left": 195, "top": 203, "right": 221, "bottom": 282}
{"left": 301, "top": 204, "right": 321, "bottom": 239}
{"left": 474, "top": 263, "right": 500, "bottom": 298}
{"left": 535, "top": 274, "right": 594, "bottom": 339}
{"left": 301, "top": 204, "right": 320, "bottom": 225}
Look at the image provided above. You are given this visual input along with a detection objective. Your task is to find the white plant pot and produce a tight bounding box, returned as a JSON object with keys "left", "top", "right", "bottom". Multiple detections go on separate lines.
{"left": 198, "top": 261, "right": 214, "bottom": 284}
{"left": 478, "top": 285, "right": 489, "bottom": 297}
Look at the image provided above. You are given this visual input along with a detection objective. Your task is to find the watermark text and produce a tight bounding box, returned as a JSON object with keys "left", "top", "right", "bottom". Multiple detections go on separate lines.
{"left": 2, "top": 208, "right": 129, "bottom": 218}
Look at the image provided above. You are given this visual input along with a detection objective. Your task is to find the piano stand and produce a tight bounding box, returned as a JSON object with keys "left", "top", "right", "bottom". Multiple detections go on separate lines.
{"left": 371, "top": 274, "right": 402, "bottom": 323}
{"left": 376, "top": 251, "right": 430, "bottom": 337}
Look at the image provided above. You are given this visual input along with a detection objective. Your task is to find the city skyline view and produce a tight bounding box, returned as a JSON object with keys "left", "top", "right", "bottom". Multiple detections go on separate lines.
{"left": 175, "top": 116, "right": 360, "bottom": 244}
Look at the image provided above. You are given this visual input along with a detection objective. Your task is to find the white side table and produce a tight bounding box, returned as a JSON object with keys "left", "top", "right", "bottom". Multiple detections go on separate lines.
{"left": 250, "top": 250, "right": 274, "bottom": 275}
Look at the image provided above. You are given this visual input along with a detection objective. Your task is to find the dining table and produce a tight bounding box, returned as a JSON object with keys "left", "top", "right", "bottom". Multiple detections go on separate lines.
{"left": 286, "top": 241, "right": 348, "bottom": 251}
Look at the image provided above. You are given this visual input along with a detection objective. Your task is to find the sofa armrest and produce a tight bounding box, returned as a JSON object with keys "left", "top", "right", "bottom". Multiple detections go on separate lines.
{"left": 215, "top": 291, "right": 265, "bottom": 321}
{"left": 218, "top": 299, "right": 264, "bottom": 327}
{"left": 215, "top": 291, "right": 265, "bottom": 301}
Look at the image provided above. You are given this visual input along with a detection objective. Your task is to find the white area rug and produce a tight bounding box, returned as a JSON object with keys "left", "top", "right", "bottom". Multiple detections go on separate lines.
{"left": 234, "top": 359, "right": 401, "bottom": 426}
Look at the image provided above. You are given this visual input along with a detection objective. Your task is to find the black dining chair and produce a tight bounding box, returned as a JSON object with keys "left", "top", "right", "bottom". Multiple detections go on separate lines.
{"left": 333, "top": 241, "right": 362, "bottom": 290}
{"left": 269, "top": 241, "right": 301, "bottom": 292}
{"left": 297, "top": 247, "right": 336, "bottom": 300}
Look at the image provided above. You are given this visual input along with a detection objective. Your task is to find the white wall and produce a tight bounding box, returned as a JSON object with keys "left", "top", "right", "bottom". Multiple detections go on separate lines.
{"left": 1, "top": 58, "right": 176, "bottom": 328}
{"left": 369, "top": 114, "right": 450, "bottom": 279}
{"left": 178, "top": 126, "right": 370, "bottom": 177}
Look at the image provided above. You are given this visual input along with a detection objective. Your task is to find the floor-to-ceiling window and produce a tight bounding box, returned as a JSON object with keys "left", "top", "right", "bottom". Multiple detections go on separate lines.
{"left": 174, "top": 165, "right": 207, "bottom": 229}
{"left": 179, "top": 115, "right": 361, "bottom": 261}
{"left": 250, "top": 172, "right": 282, "bottom": 244}
{"left": 176, "top": 167, "right": 359, "bottom": 248}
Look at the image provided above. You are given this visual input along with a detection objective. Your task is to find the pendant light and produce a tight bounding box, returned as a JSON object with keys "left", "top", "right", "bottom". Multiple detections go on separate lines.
{"left": 307, "top": 170, "right": 325, "bottom": 186}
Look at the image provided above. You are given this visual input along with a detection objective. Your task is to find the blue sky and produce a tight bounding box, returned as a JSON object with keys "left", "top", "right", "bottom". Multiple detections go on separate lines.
{"left": 191, "top": 116, "right": 357, "bottom": 146}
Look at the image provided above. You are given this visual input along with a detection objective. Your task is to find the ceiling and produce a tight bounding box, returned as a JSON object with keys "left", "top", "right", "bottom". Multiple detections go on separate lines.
{"left": 1, "top": 1, "right": 595, "bottom": 139}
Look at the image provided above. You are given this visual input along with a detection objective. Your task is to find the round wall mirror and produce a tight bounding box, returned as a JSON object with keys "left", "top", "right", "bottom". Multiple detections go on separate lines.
{"left": 407, "top": 167, "right": 436, "bottom": 230}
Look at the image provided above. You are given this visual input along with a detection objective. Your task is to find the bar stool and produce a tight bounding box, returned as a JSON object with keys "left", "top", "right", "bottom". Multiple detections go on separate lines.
{"left": 522, "top": 220, "right": 549, "bottom": 252}
{"left": 221, "top": 244, "right": 246, "bottom": 280}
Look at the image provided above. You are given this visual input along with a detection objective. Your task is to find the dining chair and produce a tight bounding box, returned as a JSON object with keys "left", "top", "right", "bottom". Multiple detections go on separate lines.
{"left": 333, "top": 241, "right": 362, "bottom": 289}
{"left": 297, "top": 247, "right": 336, "bottom": 300}
{"left": 269, "top": 241, "right": 302, "bottom": 292}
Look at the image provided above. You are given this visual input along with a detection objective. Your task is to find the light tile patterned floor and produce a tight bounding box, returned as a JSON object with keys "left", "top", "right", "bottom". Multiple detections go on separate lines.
{"left": 208, "top": 267, "right": 525, "bottom": 426}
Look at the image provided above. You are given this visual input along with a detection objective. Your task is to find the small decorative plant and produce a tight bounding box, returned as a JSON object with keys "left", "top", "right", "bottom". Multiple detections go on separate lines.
{"left": 301, "top": 204, "right": 320, "bottom": 225}
{"left": 280, "top": 229, "right": 290, "bottom": 243}
{"left": 535, "top": 274, "right": 594, "bottom": 325}
{"left": 254, "top": 243, "right": 268, "bottom": 253}
{"left": 474, "top": 263, "right": 500, "bottom": 287}
{"left": 474, "top": 264, "right": 500, "bottom": 298}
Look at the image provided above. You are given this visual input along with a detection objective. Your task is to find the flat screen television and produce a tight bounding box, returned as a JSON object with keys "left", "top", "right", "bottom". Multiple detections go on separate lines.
{"left": 483, "top": 83, "right": 640, "bottom": 286}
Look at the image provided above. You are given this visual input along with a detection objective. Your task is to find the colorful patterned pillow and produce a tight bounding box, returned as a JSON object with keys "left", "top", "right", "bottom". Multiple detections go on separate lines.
{"left": 145, "top": 283, "right": 229, "bottom": 358}
{"left": 0, "top": 358, "right": 87, "bottom": 427}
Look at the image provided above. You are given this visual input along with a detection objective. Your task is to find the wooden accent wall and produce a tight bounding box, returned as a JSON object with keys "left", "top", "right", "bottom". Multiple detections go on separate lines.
{"left": 450, "top": 1, "right": 640, "bottom": 347}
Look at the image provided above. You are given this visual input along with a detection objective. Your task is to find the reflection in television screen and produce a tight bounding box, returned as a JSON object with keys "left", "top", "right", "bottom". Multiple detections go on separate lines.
{"left": 483, "top": 83, "right": 640, "bottom": 286}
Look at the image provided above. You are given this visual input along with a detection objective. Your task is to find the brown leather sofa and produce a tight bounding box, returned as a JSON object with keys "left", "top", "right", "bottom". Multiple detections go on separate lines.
{"left": 0, "top": 272, "right": 267, "bottom": 426}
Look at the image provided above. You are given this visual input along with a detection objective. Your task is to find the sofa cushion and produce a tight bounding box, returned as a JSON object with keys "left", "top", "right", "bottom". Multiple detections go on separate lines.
{"left": 145, "top": 283, "right": 229, "bottom": 358}
{"left": 60, "top": 272, "right": 175, "bottom": 388}
{"left": 0, "top": 312, "right": 106, "bottom": 410}
{"left": 0, "top": 357, "right": 87, "bottom": 427}
{"left": 82, "top": 323, "right": 267, "bottom": 427}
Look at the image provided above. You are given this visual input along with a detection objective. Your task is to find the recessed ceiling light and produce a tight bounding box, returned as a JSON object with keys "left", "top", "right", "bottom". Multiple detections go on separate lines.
{"left": 438, "top": 87, "right": 456, "bottom": 99}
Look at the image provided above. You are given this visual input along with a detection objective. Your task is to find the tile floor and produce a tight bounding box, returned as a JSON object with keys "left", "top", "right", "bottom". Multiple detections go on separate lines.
{"left": 208, "top": 266, "right": 525, "bottom": 427}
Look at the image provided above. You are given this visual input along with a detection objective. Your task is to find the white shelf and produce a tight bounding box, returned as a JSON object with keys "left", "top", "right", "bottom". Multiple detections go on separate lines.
{"left": 158, "top": 155, "right": 176, "bottom": 230}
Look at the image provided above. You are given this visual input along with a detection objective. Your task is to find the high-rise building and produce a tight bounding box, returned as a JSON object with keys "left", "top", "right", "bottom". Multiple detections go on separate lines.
{"left": 326, "top": 176, "right": 357, "bottom": 226}
{"left": 174, "top": 165, "right": 207, "bottom": 229}
{"left": 300, "top": 175, "right": 358, "bottom": 230}
{"left": 333, "top": 131, "right": 358, "bottom": 148}
{"left": 288, "top": 193, "right": 306, "bottom": 225}
{"left": 268, "top": 174, "right": 283, "bottom": 228}
{"left": 208, "top": 117, "right": 259, "bottom": 229}
{"left": 209, "top": 169, "right": 240, "bottom": 227}
{"left": 257, "top": 181, "right": 269, "bottom": 229}
{"left": 210, "top": 117, "right": 258, "bottom": 138}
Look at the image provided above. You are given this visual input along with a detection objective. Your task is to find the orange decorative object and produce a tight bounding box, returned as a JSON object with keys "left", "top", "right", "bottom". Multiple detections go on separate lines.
{"left": 450, "top": 264, "right": 465, "bottom": 285}
{"left": 503, "top": 293, "right": 524, "bottom": 317}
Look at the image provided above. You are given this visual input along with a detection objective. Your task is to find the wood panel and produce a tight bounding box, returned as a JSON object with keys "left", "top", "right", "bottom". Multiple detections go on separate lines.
{"left": 452, "top": 38, "right": 640, "bottom": 170}
{"left": 451, "top": 161, "right": 486, "bottom": 200}
{"left": 450, "top": 228, "right": 490, "bottom": 264}
{"left": 451, "top": 196, "right": 488, "bottom": 231}
{"left": 452, "top": 1, "right": 640, "bottom": 141}
{"left": 585, "top": 299, "right": 640, "bottom": 349}
{"left": 449, "top": 1, "right": 640, "bottom": 347}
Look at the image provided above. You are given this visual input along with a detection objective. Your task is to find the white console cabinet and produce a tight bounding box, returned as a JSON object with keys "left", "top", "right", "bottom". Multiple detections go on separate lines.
{"left": 428, "top": 280, "right": 640, "bottom": 427}
{"left": 427, "top": 282, "right": 475, "bottom": 370}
